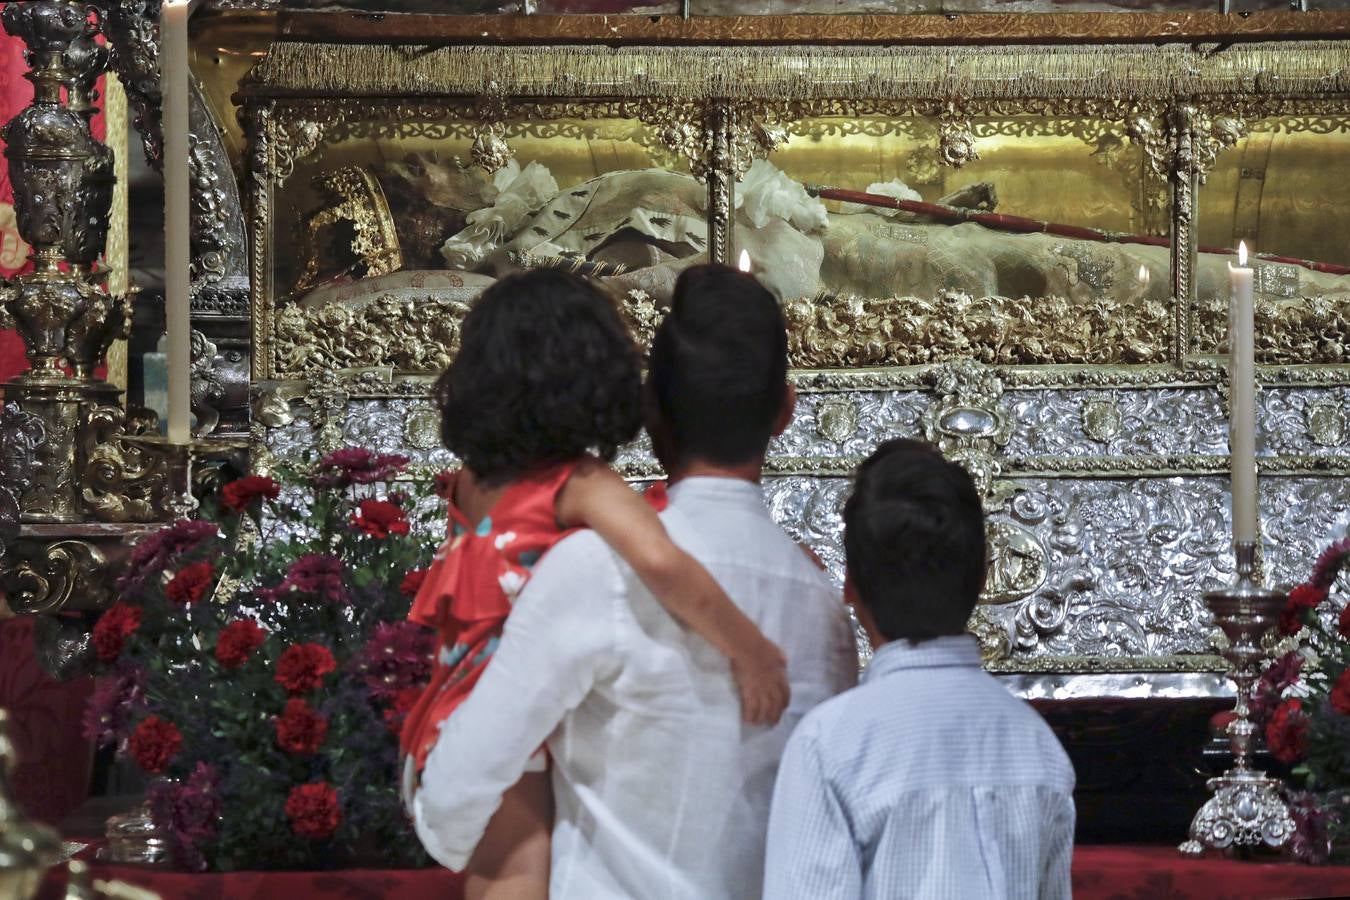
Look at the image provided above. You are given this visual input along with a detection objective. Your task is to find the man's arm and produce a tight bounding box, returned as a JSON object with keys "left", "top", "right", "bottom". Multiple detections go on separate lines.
{"left": 413, "top": 532, "right": 622, "bottom": 871}
{"left": 762, "top": 723, "right": 863, "bottom": 900}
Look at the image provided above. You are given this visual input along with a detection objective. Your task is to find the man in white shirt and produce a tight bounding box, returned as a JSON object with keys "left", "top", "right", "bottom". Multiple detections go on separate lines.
{"left": 413, "top": 263, "right": 858, "bottom": 899}
{"left": 763, "top": 439, "right": 1076, "bottom": 900}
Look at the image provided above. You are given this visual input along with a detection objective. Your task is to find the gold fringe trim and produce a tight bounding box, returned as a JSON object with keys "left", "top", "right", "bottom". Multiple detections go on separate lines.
{"left": 244, "top": 41, "right": 1350, "bottom": 102}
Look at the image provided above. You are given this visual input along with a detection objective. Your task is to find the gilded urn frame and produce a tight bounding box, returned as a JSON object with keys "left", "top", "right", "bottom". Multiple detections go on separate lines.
{"left": 235, "top": 28, "right": 1350, "bottom": 680}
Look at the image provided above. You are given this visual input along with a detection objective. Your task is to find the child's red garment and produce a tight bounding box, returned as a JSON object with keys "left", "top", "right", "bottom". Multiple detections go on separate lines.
{"left": 400, "top": 462, "right": 578, "bottom": 772}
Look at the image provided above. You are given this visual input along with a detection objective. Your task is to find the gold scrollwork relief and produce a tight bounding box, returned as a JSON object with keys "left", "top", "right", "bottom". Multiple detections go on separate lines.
{"left": 783, "top": 291, "right": 1173, "bottom": 370}
{"left": 1193, "top": 293, "right": 1350, "bottom": 366}
{"left": 273, "top": 293, "right": 469, "bottom": 376}
{"left": 80, "top": 406, "right": 175, "bottom": 524}
{"left": 268, "top": 286, "right": 1350, "bottom": 380}
{"left": 0, "top": 538, "right": 109, "bottom": 615}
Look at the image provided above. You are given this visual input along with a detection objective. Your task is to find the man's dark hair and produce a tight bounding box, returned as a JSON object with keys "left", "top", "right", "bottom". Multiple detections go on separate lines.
{"left": 843, "top": 439, "right": 987, "bottom": 643}
{"left": 647, "top": 264, "right": 788, "bottom": 467}
{"left": 435, "top": 269, "right": 642, "bottom": 485}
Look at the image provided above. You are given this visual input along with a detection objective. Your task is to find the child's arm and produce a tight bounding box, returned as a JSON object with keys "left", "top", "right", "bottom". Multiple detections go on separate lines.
{"left": 557, "top": 459, "right": 790, "bottom": 726}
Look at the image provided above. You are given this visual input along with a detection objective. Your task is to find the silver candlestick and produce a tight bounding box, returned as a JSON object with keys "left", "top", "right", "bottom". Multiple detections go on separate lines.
{"left": 1179, "top": 541, "right": 1295, "bottom": 856}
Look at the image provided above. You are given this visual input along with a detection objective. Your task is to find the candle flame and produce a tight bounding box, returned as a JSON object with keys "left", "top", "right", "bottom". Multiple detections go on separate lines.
{"left": 1238, "top": 241, "right": 1248, "bottom": 267}
{"left": 737, "top": 249, "right": 752, "bottom": 272}
{"left": 1137, "top": 264, "right": 1149, "bottom": 285}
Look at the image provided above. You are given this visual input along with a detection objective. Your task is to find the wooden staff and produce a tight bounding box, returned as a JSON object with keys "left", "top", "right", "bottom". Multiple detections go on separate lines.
{"left": 809, "top": 186, "right": 1350, "bottom": 278}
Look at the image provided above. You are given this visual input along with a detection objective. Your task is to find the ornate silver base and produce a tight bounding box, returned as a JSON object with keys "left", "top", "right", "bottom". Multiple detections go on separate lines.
{"left": 96, "top": 801, "right": 170, "bottom": 865}
{"left": 1179, "top": 771, "right": 1296, "bottom": 856}
{"left": 1178, "top": 541, "right": 1294, "bottom": 857}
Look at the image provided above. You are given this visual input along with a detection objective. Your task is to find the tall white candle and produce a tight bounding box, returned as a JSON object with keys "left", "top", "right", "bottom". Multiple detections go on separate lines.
{"left": 162, "top": 0, "right": 191, "bottom": 444}
{"left": 1228, "top": 241, "right": 1257, "bottom": 544}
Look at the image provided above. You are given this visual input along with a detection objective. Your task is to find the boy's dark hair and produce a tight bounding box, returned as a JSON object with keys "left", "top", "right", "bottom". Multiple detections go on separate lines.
{"left": 647, "top": 264, "right": 788, "bottom": 467}
{"left": 843, "top": 439, "right": 987, "bottom": 643}
{"left": 436, "top": 269, "right": 642, "bottom": 485}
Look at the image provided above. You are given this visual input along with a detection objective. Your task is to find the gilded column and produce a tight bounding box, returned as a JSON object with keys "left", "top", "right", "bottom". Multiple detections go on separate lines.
{"left": 704, "top": 100, "right": 736, "bottom": 266}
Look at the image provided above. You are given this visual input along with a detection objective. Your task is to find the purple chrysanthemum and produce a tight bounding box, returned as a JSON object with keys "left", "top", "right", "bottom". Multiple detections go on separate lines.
{"left": 356, "top": 621, "right": 435, "bottom": 702}
{"left": 116, "top": 519, "right": 219, "bottom": 598}
{"left": 315, "top": 448, "right": 410, "bottom": 488}
{"left": 81, "top": 665, "right": 146, "bottom": 746}
{"left": 149, "top": 761, "right": 222, "bottom": 872}
{"left": 1288, "top": 791, "right": 1340, "bottom": 865}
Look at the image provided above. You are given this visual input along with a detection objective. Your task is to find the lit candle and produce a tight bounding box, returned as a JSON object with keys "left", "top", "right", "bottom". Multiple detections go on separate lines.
{"left": 162, "top": 0, "right": 191, "bottom": 444}
{"left": 1228, "top": 241, "right": 1257, "bottom": 545}
{"left": 737, "top": 249, "right": 752, "bottom": 273}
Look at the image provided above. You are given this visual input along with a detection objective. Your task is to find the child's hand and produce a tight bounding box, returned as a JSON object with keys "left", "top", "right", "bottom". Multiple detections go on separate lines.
{"left": 731, "top": 639, "right": 790, "bottom": 726}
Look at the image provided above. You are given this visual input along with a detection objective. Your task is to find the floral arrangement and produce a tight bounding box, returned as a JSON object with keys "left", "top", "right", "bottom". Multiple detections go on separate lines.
{"left": 84, "top": 448, "right": 441, "bottom": 871}
{"left": 1249, "top": 537, "right": 1350, "bottom": 864}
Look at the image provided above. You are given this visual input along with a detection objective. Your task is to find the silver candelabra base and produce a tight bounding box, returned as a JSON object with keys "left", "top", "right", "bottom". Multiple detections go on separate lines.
{"left": 1179, "top": 541, "right": 1295, "bottom": 857}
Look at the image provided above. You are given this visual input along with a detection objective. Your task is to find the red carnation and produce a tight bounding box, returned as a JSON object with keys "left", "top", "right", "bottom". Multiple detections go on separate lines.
{"left": 432, "top": 469, "right": 456, "bottom": 500}
{"left": 276, "top": 698, "right": 328, "bottom": 755}
{"left": 1280, "top": 583, "right": 1328, "bottom": 636}
{"left": 400, "top": 569, "right": 427, "bottom": 598}
{"left": 92, "top": 602, "right": 142, "bottom": 662}
{"left": 1339, "top": 605, "right": 1350, "bottom": 640}
{"left": 285, "top": 782, "right": 340, "bottom": 841}
{"left": 350, "top": 499, "right": 410, "bottom": 539}
{"left": 1331, "top": 669, "right": 1350, "bottom": 716}
{"left": 383, "top": 686, "right": 422, "bottom": 735}
{"left": 165, "top": 561, "right": 215, "bottom": 606}
{"left": 316, "top": 448, "right": 409, "bottom": 488}
{"left": 1265, "top": 699, "right": 1309, "bottom": 765}
{"left": 221, "top": 475, "right": 280, "bottom": 513}
{"left": 215, "top": 619, "right": 266, "bottom": 669}
{"left": 275, "top": 642, "right": 337, "bottom": 694}
{"left": 129, "top": 715, "right": 182, "bottom": 774}
{"left": 1312, "top": 538, "right": 1350, "bottom": 589}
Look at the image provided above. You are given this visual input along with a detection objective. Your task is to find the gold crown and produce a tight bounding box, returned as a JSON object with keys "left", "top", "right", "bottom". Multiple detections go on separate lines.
{"left": 294, "top": 166, "right": 403, "bottom": 297}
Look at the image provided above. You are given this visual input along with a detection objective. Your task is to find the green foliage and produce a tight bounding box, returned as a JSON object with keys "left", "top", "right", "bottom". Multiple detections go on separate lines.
{"left": 90, "top": 451, "right": 442, "bottom": 871}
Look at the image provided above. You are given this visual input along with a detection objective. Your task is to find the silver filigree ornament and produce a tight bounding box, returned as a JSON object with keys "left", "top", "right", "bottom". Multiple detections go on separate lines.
{"left": 470, "top": 129, "right": 513, "bottom": 175}
{"left": 815, "top": 397, "right": 859, "bottom": 444}
{"left": 937, "top": 123, "right": 979, "bottom": 169}
{"left": 983, "top": 521, "right": 1049, "bottom": 605}
{"left": 1081, "top": 399, "right": 1123, "bottom": 444}
{"left": 403, "top": 406, "right": 441, "bottom": 451}
{"left": 923, "top": 361, "right": 1013, "bottom": 506}
{"left": 1304, "top": 401, "right": 1346, "bottom": 448}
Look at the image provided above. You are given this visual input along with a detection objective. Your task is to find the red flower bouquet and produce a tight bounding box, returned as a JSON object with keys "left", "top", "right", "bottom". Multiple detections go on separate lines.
{"left": 215, "top": 620, "right": 266, "bottom": 669}
{"left": 85, "top": 452, "right": 440, "bottom": 871}
{"left": 1251, "top": 536, "right": 1350, "bottom": 862}
{"left": 130, "top": 715, "right": 182, "bottom": 774}
{"left": 92, "top": 602, "right": 141, "bottom": 663}
{"left": 220, "top": 474, "right": 281, "bottom": 512}
{"left": 276, "top": 698, "right": 329, "bottom": 755}
{"left": 351, "top": 499, "right": 411, "bottom": 539}
{"left": 285, "top": 782, "right": 341, "bottom": 841}
{"left": 275, "top": 643, "right": 337, "bottom": 694}
{"left": 165, "top": 561, "right": 215, "bottom": 606}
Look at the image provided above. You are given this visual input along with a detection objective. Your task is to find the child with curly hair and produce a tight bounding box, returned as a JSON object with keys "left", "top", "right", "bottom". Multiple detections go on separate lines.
{"left": 402, "top": 269, "right": 789, "bottom": 900}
